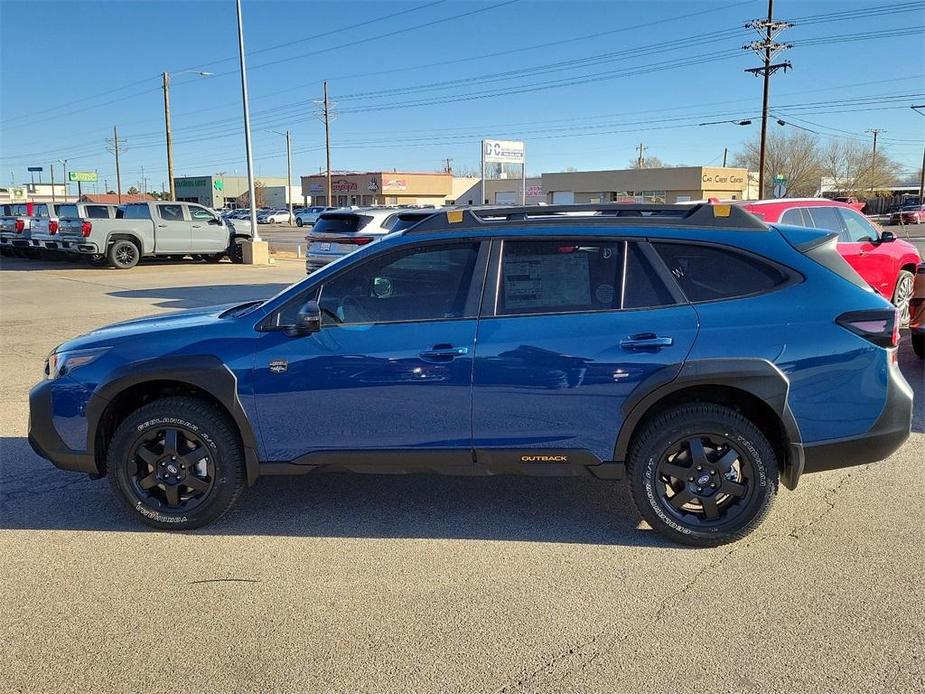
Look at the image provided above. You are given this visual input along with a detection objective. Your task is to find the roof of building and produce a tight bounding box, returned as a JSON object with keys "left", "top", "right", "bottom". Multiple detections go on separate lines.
{"left": 79, "top": 193, "right": 158, "bottom": 204}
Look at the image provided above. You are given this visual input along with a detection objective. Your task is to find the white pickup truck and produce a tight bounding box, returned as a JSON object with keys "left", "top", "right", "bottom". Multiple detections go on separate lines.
{"left": 57, "top": 201, "right": 253, "bottom": 268}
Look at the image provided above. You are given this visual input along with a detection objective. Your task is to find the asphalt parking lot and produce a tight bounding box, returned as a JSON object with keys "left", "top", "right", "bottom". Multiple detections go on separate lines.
{"left": 1, "top": 256, "right": 923, "bottom": 693}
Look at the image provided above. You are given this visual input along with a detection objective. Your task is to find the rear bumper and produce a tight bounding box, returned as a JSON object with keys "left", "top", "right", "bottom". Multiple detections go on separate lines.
{"left": 306, "top": 255, "right": 337, "bottom": 273}
{"left": 801, "top": 359, "right": 913, "bottom": 474}
{"left": 28, "top": 379, "right": 98, "bottom": 475}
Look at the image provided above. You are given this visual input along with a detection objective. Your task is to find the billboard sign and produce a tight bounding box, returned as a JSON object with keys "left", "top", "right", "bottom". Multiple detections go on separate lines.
{"left": 483, "top": 139, "right": 525, "bottom": 164}
{"left": 68, "top": 171, "right": 98, "bottom": 182}
{"left": 27, "top": 166, "right": 43, "bottom": 173}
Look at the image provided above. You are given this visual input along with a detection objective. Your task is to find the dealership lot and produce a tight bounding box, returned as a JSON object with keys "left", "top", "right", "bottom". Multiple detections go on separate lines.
{"left": 1, "top": 258, "right": 923, "bottom": 693}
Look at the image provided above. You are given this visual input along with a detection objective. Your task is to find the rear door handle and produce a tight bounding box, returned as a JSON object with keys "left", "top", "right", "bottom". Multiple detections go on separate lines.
{"left": 419, "top": 345, "right": 469, "bottom": 361}
{"left": 620, "top": 333, "right": 673, "bottom": 350}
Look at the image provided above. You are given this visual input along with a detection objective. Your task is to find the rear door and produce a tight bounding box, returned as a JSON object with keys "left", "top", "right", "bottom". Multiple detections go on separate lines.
{"left": 471, "top": 237, "right": 698, "bottom": 465}
{"left": 187, "top": 204, "right": 228, "bottom": 253}
{"left": 153, "top": 203, "right": 191, "bottom": 253}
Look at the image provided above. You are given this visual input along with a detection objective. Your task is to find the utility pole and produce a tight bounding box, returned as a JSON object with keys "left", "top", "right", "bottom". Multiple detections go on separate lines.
{"left": 162, "top": 71, "right": 175, "bottom": 201}
{"left": 50, "top": 164, "right": 56, "bottom": 202}
{"left": 270, "top": 130, "right": 294, "bottom": 223}
{"left": 443, "top": 157, "right": 453, "bottom": 174}
{"left": 323, "top": 80, "right": 332, "bottom": 206}
{"left": 140, "top": 164, "right": 148, "bottom": 196}
{"left": 58, "top": 159, "right": 68, "bottom": 200}
{"left": 636, "top": 143, "right": 647, "bottom": 168}
{"left": 105, "top": 125, "right": 125, "bottom": 204}
{"left": 914, "top": 106, "right": 925, "bottom": 204}
{"left": 865, "top": 128, "right": 884, "bottom": 195}
{"left": 744, "top": 0, "right": 792, "bottom": 199}
{"left": 723, "top": 147, "right": 728, "bottom": 167}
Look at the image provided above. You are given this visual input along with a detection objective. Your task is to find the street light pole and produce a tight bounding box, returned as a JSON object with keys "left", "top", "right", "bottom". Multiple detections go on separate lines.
{"left": 58, "top": 159, "right": 68, "bottom": 200}
{"left": 235, "top": 0, "right": 261, "bottom": 241}
{"left": 912, "top": 106, "right": 925, "bottom": 204}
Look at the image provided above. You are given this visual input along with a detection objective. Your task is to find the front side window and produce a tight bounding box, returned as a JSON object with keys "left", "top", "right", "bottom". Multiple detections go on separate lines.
{"left": 316, "top": 242, "right": 481, "bottom": 325}
{"left": 498, "top": 240, "right": 624, "bottom": 315}
{"left": 158, "top": 204, "right": 184, "bottom": 222}
{"left": 188, "top": 205, "right": 216, "bottom": 221}
{"left": 653, "top": 242, "right": 789, "bottom": 302}
{"left": 839, "top": 208, "right": 878, "bottom": 243}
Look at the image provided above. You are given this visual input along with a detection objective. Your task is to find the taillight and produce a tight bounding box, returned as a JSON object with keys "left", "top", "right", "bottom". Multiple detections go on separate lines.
{"left": 341, "top": 237, "right": 374, "bottom": 245}
{"left": 81, "top": 221, "right": 92, "bottom": 237}
{"left": 49, "top": 220, "right": 59, "bottom": 234}
{"left": 836, "top": 309, "right": 900, "bottom": 349}
{"left": 14, "top": 219, "right": 24, "bottom": 233}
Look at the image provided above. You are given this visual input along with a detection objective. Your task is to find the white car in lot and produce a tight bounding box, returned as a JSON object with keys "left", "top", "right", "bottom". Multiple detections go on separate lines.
{"left": 294, "top": 205, "right": 336, "bottom": 227}
{"left": 304, "top": 207, "right": 439, "bottom": 273}
{"left": 256, "top": 209, "right": 290, "bottom": 224}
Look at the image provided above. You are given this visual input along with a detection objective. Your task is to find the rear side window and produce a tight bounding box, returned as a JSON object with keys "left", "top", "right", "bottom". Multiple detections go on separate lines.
{"left": 780, "top": 208, "right": 808, "bottom": 226}
{"left": 32, "top": 204, "right": 49, "bottom": 218}
{"left": 313, "top": 214, "right": 371, "bottom": 234}
{"left": 57, "top": 204, "right": 79, "bottom": 219}
{"left": 653, "top": 243, "right": 789, "bottom": 302}
{"left": 498, "top": 240, "right": 624, "bottom": 315}
{"left": 805, "top": 207, "right": 846, "bottom": 235}
{"left": 121, "top": 205, "right": 151, "bottom": 220}
{"left": 623, "top": 243, "right": 677, "bottom": 309}
{"left": 86, "top": 205, "right": 110, "bottom": 219}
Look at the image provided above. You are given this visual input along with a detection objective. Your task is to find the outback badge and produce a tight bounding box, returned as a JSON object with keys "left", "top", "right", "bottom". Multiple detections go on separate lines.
{"left": 520, "top": 454, "right": 568, "bottom": 463}
{"left": 269, "top": 359, "right": 288, "bottom": 374}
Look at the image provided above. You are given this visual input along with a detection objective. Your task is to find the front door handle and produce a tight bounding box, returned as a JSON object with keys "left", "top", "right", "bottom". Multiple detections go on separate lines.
{"left": 419, "top": 344, "right": 469, "bottom": 361}
{"left": 620, "top": 333, "right": 673, "bottom": 350}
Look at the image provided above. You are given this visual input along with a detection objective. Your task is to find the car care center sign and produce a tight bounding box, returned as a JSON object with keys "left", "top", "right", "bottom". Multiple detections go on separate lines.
{"left": 483, "top": 139, "right": 525, "bottom": 164}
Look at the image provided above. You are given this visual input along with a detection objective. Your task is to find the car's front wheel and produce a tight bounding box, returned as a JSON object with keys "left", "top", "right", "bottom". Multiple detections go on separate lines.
{"left": 296, "top": 218, "right": 303, "bottom": 227}
{"left": 627, "top": 403, "right": 778, "bottom": 547}
{"left": 893, "top": 270, "right": 915, "bottom": 327}
{"left": 107, "top": 396, "right": 245, "bottom": 530}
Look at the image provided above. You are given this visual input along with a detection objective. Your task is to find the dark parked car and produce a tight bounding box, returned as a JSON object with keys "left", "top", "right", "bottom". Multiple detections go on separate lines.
{"left": 29, "top": 203, "right": 912, "bottom": 546}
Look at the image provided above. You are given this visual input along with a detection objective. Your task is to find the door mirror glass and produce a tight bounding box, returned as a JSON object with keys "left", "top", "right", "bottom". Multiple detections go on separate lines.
{"left": 207, "top": 217, "right": 223, "bottom": 225}
{"left": 879, "top": 230, "right": 896, "bottom": 243}
{"left": 284, "top": 300, "right": 321, "bottom": 337}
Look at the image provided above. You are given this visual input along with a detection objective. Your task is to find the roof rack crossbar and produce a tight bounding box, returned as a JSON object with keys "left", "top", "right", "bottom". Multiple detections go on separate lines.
{"left": 407, "top": 203, "right": 766, "bottom": 233}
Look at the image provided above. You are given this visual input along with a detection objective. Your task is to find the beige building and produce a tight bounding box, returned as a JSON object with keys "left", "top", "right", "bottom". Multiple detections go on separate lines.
{"left": 301, "top": 172, "right": 478, "bottom": 207}
{"left": 540, "top": 167, "right": 752, "bottom": 205}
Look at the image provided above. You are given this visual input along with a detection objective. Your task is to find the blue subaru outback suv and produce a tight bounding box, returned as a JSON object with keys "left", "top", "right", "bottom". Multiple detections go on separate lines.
{"left": 28, "top": 203, "right": 913, "bottom": 546}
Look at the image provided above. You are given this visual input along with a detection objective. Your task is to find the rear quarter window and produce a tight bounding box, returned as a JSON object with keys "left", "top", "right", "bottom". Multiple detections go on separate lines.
{"left": 653, "top": 242, "right": 790, "bottom": 302}
{"left": 57, "top": 204, "right": 79, "bottom": 218}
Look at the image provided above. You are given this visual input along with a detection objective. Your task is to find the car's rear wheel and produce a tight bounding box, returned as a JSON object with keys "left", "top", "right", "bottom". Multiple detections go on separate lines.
{"left": 893, "top": 270, "right": 915, "bottom": 327}
{"left": 108, "top": 239, "right": 140, "bottom": 269}
{"left": 913, "top": 333, "right": 924, "bottom": 359}
{"left": 199, "top": 253, "right": 224, "bottom": 263}
{"left": 107, "top": 396, "right": 245, "bottom": 530}
{"left": 627, "top": 403, "right": 778, "bottom": 547}
{"left": 296, "top": 218, "right": 303, "bottom": 227}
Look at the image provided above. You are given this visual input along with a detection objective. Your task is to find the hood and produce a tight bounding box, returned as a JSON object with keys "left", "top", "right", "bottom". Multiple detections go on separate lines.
{"left": 55, "top": 302, "right": 249, "bottom": 353}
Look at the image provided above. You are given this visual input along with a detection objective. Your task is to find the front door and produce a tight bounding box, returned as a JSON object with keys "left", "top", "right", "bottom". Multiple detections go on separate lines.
{"left": 472, "top": 238, "right": 698, "bottom": 464}
{"left": 153, "top": 203, "right": 191, "bottom": 253}
{"left": 252, "top": 241, "right": 486, "bottom": 462}
{"left": 187, "top": 204, "right": 228, "bottom": 253}
{"left": 837, "top": 207, "right": 893, "bottom": 296}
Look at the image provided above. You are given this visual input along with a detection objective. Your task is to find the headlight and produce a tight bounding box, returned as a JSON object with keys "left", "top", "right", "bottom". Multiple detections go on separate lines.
{"left": 45, "top": 347, "right": 110, "bottom": 380}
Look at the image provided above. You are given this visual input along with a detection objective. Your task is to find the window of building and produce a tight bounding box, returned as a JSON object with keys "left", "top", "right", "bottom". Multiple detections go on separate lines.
{"left": 653, "top": 242, "right": 789, "bottom": 302}
{"left": 498, "top": 240, "right": 624, "bottom": 315}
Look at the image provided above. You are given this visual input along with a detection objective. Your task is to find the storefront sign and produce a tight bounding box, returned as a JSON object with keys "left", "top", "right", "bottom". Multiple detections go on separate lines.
{"left": 702, "top": 173, "right": 745, "bottom": 185}
{"left": 332, "top": 178, "right": 358, "bottom": 193}
{"left": 367, "top": 178, "right": 380, "bottom": 192}
{"left": 383, "top": 178, "right": 406, "bottom": 191}
{"left": 526, "top": 184, "right": 543, "bottom": 197}
{"left": 483, "top": 139, "right": 525, "bottom": 164}
{"left": 177, "top": 177, "right": 210, "bottom": 188}
{"left": 309, "top": 183, "right": 325, "bottom": 193}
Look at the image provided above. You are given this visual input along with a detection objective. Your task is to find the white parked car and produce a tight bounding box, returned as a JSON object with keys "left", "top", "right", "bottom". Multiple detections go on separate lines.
{"left": 264, "top": 209, "right": 293, "bottom": 224}
{"left": 294, "top": 205, "right": 337, "bottom": 227}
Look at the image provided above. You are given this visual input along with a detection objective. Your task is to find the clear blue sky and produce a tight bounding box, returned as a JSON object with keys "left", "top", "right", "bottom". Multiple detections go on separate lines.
{"left": 1, "top": 0, "right": 923, "bottom": 193}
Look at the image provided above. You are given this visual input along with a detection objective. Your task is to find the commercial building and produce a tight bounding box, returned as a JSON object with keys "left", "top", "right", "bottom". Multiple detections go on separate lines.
{"left": 539, "top": 166, "right": 753, "bottom": 204}
{"left": 301, "top": 172, "right": 479, "bottom": 207}
{"left": 174, "top": 175, "right": 289, "bottom": 208}
{"left": 0, "top": 183, "right": 72, "bottom": 205}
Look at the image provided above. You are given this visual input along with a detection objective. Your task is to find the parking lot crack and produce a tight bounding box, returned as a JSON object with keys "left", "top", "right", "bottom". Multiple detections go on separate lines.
{"left": 788, "top": 464, "right": 871, "bottom": 540}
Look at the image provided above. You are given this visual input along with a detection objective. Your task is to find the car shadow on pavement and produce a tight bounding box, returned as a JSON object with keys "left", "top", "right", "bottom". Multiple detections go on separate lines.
{"left": 0, "top": 436, "right": 674, "bottom": 547}
{"left": 108, "top": 284, "right": 291, "bottom": 309}
{"left": 0, "top": 255, "right": 217, "bottom": 271}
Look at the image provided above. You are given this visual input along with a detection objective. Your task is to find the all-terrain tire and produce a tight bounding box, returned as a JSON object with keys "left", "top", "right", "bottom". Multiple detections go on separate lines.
{"left": 627, "top": 403, "right": 778, "bottom": 547}
{"left": 107, "top": 396, "right": 245, "bottom": 530}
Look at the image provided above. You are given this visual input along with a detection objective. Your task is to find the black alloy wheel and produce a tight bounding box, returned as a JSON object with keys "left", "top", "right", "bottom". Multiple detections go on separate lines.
{"left": 127, "top": 426, "right": 215, "bottom": 512}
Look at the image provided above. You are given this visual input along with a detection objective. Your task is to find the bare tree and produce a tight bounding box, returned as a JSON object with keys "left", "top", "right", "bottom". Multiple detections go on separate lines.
{"left": 734, "top": 130, "right": 822, "bottom": 197}
{"left": 236, "top": 179, "right": 267, "bottom": 208}
{"left": 452, "top": 164, "right": 481, "bottom": 178}
{"left": 821, "top": 139, "right": 904, "bottom": 197}
{"left": 628, "top": 155, "right": 666, "bottom": 169}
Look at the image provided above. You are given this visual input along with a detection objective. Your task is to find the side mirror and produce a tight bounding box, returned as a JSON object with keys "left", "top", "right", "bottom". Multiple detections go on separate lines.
{"left": 878, "top": 230, "right": 896, "bottom": 243}
{"left": 208, "top": 218, "right": 223, "bottom": 225}
{"left": 284, "top": 300, "right": 321, "bottom": 337}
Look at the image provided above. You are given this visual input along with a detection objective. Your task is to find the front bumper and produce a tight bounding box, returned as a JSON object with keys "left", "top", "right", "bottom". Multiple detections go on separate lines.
{"left": 800, "top": 358, "right": 913, "bottom": 474}
{"left": 28, "top": 378, "right": 98, "bottom": 475}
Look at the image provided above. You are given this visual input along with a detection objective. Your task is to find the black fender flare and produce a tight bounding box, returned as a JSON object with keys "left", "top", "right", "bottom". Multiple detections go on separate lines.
{"left": 86, "top": 355, "right": 261, "bottom": 485}
{"left": 613, "top": 358, "right": 804, "bottom": 489}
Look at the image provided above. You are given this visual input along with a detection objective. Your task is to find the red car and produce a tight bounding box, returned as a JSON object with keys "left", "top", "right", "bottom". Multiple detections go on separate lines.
{"left": 889, "top": 204, "right": 925, "bottom": 226}
{"left": 739, "top": 199, "right": 921, "bottom": 324}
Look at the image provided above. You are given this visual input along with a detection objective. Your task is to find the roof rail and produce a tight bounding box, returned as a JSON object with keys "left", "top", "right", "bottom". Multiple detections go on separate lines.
{"left": 406, "top": 202, "right": 767, "bottom": 233}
